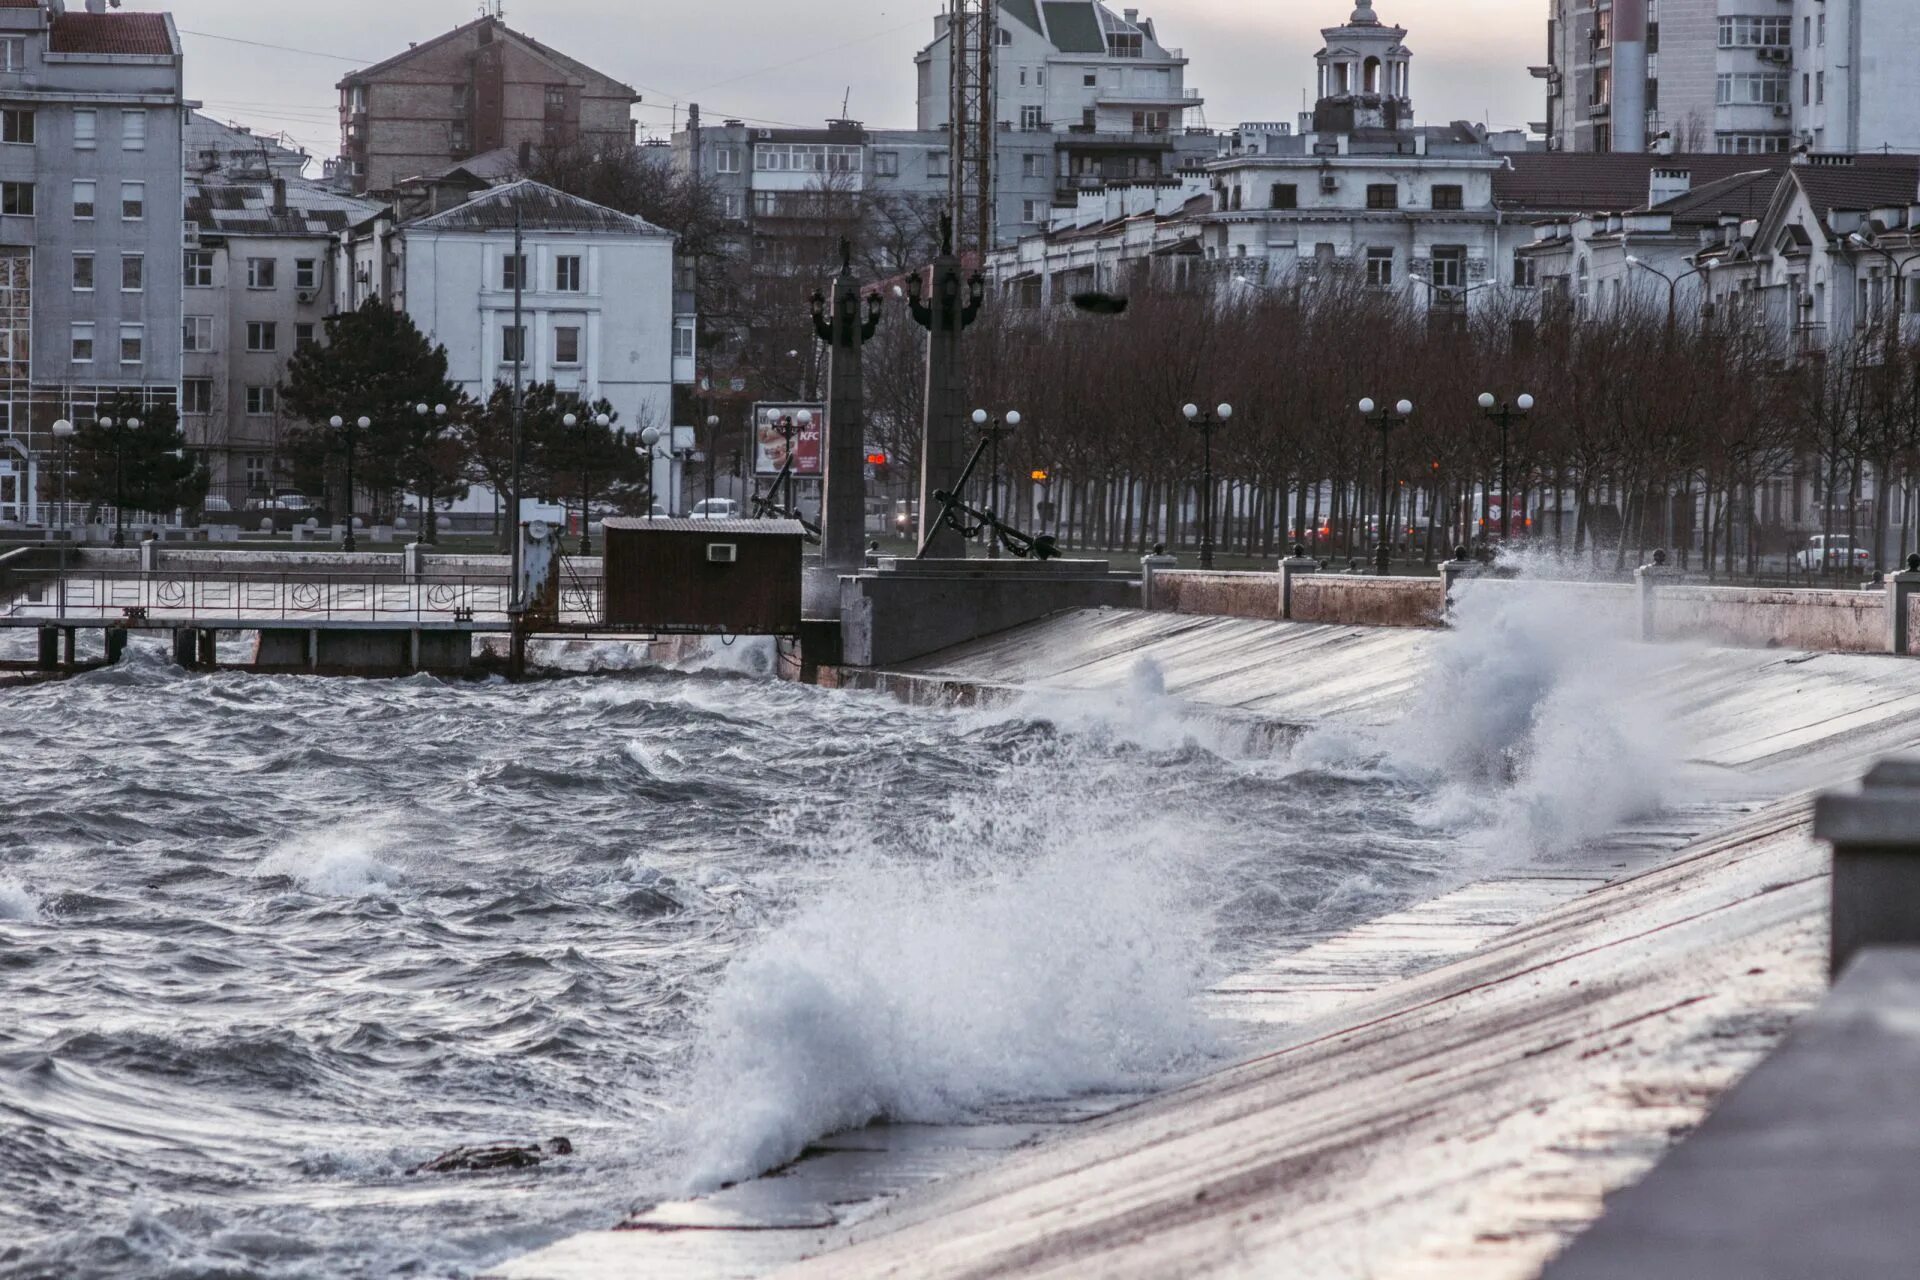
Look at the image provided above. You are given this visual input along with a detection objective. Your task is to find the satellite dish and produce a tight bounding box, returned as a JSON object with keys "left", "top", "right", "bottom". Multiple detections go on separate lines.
{"left": 526, "top": 519, "right": 550, "bottom": 542}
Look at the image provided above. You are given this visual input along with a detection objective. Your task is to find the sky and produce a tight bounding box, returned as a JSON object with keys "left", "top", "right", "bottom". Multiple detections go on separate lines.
{"left": 167, "top": 0, "right": 1546, "bottom": 165}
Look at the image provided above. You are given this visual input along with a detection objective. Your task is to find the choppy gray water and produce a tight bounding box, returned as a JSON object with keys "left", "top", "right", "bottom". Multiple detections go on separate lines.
{"left": 0, "top": 622, "right": 1599, "bottom": 1279}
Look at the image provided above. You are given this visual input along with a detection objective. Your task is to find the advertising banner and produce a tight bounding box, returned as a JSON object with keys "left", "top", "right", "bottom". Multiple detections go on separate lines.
{"left": 751, "top": 402, "right": 825, "bottom": 477}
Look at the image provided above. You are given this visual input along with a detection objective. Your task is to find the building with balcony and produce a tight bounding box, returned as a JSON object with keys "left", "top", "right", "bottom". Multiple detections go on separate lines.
{"left": 0, "top": 0, "right": 185, "bottom": 526}
{"left": 1787, "top": 0, "right": 1920, "bottom": 155}
{"left": 333, "top": 12, "right": 638, "bottom": 197}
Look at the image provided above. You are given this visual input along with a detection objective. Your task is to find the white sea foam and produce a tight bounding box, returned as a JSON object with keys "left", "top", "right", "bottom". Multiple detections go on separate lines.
{"left": 0, "top": 876, "right": 41, "bottom": 921}
{"left": 671, "top": 782, "right": 1218, "bottom": 1191}
{"left": 980, "top": 657, "right": 1263, "bottom": 759}
{"left": 257, "top": 824, "right": 405, "bottom": 897}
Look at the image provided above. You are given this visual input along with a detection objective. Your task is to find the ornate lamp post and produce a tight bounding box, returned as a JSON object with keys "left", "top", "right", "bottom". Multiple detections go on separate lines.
{"left": 97, "top": 414, "right": 136, "bottom": 547}
{"left": 1181, "top": 401, "right": 1232, "bottom": 569}
{"left": 637, "top": 425, "right": 668, "bottom": 518}
{"left": 1358, "top": 397, "right": 1414, "bottom": 576}
{"left": 1476, "top": 392, "right": 1535, "bottom": 543}
{"left": 413, "top": 401, "right": 450, "bottom": 545}
{"left": 560, "top": 410, "right": 617, "bottom": 550}
{"left": 328, "top": 413, "right": 366, "bottom": 551}
{"left": 763, "top": 408, "right": 812, "bottom": 516}
{"left": 968, "top": 407, "right": 1021, "bottom": 558}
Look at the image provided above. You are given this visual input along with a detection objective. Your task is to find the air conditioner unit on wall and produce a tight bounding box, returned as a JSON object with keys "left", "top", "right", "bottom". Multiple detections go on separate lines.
{"left": 296, "top": 288, "right": 317, "bottom": 304}
{"left": 1320, "top": 175, "right": 1339, "bottom": 193}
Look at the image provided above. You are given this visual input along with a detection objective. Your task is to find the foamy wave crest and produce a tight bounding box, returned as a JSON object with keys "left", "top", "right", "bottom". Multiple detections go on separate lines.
{"left": 258, "top": 824, "right": 404, "bottom": 896}
{"left": 672, "top": 803, "right": 1217, "bottom": 1190}
{"left": 665, "top": 636, "right": 778, "bottom": 678}
{"left": 0, "top": 876, "right": 41, "bottom": 921}
{"left": 983, "top": 658, "right": 1262, "bottom": 758}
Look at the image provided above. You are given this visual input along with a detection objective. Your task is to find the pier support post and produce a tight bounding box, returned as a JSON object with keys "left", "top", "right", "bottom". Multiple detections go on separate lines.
{"left": 62, "top": 628, "right": 75, "bottom": 670}
{"left": 1439, "top": 545, "right": 1479, "bottom": 623}
{"left": 1140, "top": 551, "right": 1179, "bottom": 610}
{"left": 104, "top": 626, "right": 128, "bottom": 664}
{"left": 36, "top": 626, "right": 57, "bottom": 670}
{"left": 198, "top": 629, "right": 218, "bottom": 670}
{"left": 1886, "top": 554, "right": 1920, "bottom": 655}
{"left": 1279, "top": 545, "right": 1319, "bottom": 620}
{"left": 1634, "top": 549, "right": 1670, "bottom": 642}
{"left": 171, "top": 628, "right": 198, "bottom": 670}
{"left": 509, "top": 624, "right": 527, "bottom": 680}
{"left": 1814, "top": 755, "right": 1920, "bottom": 978}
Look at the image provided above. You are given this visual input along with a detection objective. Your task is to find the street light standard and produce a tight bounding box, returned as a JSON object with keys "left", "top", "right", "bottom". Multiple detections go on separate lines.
{"left": 1476, "top": 391, "right": 1535, "bottom": 543}
{"left": 95, "top": 414, "right": 139, "bottom": 548}
{"left": 637, "top": 425, "right": 666, "bottom": 518}
{"left": 764, "top": 409, "right": 812, "bottom": 516}
{"left": 560, "top": 410, "right": 617, "bottom": 549}
{"left": 968, "top": 407, "right": 1021, "bottom": 558}
{"left": 1358, "top": 397, "right": 1414, "bottom": 576}
{"left": 1625, "top": 255, "right": 1712, "bottom": 333}
{"left": 1846, "top": 230, "right": 1917, "bottom": 337}
{"left": 52, "top": 418, "right": 73, "bottom": 617}
{"left": 413, "top": 401, "right": 449, "bottom": 545}
{"left": 705, "top": 414, "right": 720, "bottom": 503}
{"left": 328, "top": 413, "right": 366, "bottom": 551}
{"left": 1180, "top": 401, "right": 1233, "bottom": 569}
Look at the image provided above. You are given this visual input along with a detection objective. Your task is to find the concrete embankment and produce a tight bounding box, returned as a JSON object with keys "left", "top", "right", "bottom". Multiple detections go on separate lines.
{"left": 496, "top": 608, "right": 1920, "bottom": 1280}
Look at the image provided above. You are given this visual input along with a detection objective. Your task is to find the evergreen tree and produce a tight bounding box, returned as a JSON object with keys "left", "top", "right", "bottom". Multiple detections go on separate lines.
{"left": 68, "top": 394, "right": 205, "bottom": 523}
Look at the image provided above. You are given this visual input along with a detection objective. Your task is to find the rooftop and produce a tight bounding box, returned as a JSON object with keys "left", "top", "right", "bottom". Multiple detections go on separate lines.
{"left": 403, "top": 179, "right": 672, "bottom": 236}
{"left": 47, "top": 11, "right": 175, "bottom": 56}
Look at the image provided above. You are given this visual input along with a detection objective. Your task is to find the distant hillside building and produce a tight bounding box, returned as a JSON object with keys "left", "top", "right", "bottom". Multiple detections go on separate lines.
{"left": 334, "top": 14, "right": 638, "bottom": 196}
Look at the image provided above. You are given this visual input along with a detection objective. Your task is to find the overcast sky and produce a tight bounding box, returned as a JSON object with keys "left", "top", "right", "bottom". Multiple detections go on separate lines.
{"left": 168, "top": 0, "right": 1544, "bottom": 164}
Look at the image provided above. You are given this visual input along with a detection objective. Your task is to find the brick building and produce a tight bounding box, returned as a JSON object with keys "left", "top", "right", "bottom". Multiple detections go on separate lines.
{"left": 335, "top": 13, "right": 638, "bottom": 197}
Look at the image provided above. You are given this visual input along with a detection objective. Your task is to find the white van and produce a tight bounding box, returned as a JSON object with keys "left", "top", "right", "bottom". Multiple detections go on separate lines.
{"left": 689, "top": 498, "right": 740, "bottom": 521}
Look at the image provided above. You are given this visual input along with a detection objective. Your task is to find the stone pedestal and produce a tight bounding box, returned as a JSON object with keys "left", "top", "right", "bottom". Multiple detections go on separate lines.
{"left": 1279, "top": 553, "right": 1320, "bottom": 619}
{"left": 1885, "top": 558, "right": 1920, "bottom": 655}
{"left": 1139, "top": 553, "right": 1179, "bottom": 610}
{"left": 1814, "top": 755, "right": 1920, "bottom": 978}
{"left": 1634, "top": 551, "right": 1672, "bottom": 642}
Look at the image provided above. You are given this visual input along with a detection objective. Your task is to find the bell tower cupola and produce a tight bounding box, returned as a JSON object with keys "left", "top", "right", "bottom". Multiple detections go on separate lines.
{"left": 1313, "top": 3, "right": 1412, "bottom": 133}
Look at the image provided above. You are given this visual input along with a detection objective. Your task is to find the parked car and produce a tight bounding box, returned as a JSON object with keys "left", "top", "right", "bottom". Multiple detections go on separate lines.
{"left": 1795, "top": 534, "right": 1873, "bottom": 570}
{"left": 689, "top": 498, "right": 740, "bottom": 521}
{"left": 200, "top": 496, "right": 233, "bottom": 515}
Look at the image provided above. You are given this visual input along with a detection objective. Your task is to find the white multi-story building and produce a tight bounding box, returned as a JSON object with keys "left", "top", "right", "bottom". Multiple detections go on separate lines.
{"left": 1787, "top": 0, "right": 1920, "bottom": 155}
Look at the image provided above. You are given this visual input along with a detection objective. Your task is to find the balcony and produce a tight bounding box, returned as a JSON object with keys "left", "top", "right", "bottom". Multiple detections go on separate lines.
{"left": 1094, "top": 88, "right": 1204, "bottom": 108}
{"left": 1057, "top": 129, "right": 1177, "bottom": 150}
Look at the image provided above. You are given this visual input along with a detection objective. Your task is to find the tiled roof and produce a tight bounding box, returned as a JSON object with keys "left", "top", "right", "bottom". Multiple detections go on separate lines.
{"left": 1494, "top": 153, "right": 1775, "bottom": 216}
{"left": 1041, "top": 2, "right": 1104, "bottom": 52}
{"left": 601, "top": 518, "right": 806, "bottom": 536}
{"left": 1652, "top": 168, "right": 1784, "bottom": 222}
{"left": 403, "top": 179, "right": 672, "bottom": 236}
{"left": 186, "top": 176, "right": 382, "bottom": 236}
{"left": 1793, "top": 158, "right": 1920, "bottom": 215}
{"left": 342, "top": 16, "right": 634, "bottom": 99}
{"left": 0, "top": 1, "right": 42, "bottom": 10}
{"left": 48, "top": 12, "right": 175, "bottom": 55}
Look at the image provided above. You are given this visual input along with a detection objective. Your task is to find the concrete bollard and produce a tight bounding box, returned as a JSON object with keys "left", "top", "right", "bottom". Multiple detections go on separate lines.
{"left": 403, "top": 540, "right": 425, "bottom": 581}
{"left": 1633, "top": 548, "right": 1671, "bottom": 642}
{"left": 1438, "top": 545, "right": 1479, "bottom": 623}
{"left": 139, "top": 535, "right": 158, "bottom": 575}
{"left": 1886, "top": 554, "right": 1920, "bottom": 655}
{"left": 1278, "top": 544, "right": 1319, "bottom": 620}
{"left": 1139, "top": 550, "right": 1179, "bottom": 610}
{"left": 1814, "top": 755, "right": 1920, "bottom": 978}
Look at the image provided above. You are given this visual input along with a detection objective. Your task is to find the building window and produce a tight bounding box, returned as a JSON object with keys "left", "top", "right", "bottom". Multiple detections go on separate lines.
{"left": 1270, "top": 183, "right": 1297, "bottom": 209}
{"left": 246, "top": 321, "right": 277, "bottom": 353}
{"left": 73, "top": 180, "right": 95, "bottom": 219}
{"left": 243, "top": 454, "right": 268, "bottom": 487}
{"left": 1020, "top": 105, "right": 1045, "bottom": 130}
{"left": 1366, "top": 247, "right": 1394, "bottom": 287}
{"left": 927, "top": 149, "right": 948, "bottom": 178}
{"left": 182, "top": 379, "right": 213, "bottom": 415}
{"left": 1718, "top": 16, "right": 1790, "bottom": 47}
{"left": 0, "top": 36, "right": 22, "bottom": 72}
{"left": 1431, "top": 246, "right": 1466, "bottom": 288}
{"left": 294, "top": 259, "right": 317, "bottom": 290}
{"left": 1021, "top": 199, "right": 1046, "bottom": 223}
{"left": 544, "top": 85, "right": 566, "bottom": 112}
{"left": 553, "top": 325, "right": 581, "bottom": 365}
{"left": 1816, "top": 70, "right": 1824, "bottom": 105}
{"left": 295, "top": 322, "right": 316, "bottom": 350}
{"left": 752, "top": 141, "right": 863, "bottom": 173}
{"left": 714, "top": 145, "right": 739, "bottom": 173}
{"left": 1716, "top": 132, "right": 1792, "bottom": 154}
{"left": 246, "top": 386, "right": 276, "bottom": 416}
{"left": 1, "top": 108, "right": 32, "bottom": 145}
{"left": 121, "top": 181, "right": 144, "bottom": 220}
{"left": 120, "top": 324, "right": 143, "bottom": 365}
{"left": 721, "top": 192, "right": 742, "bottom": 218}
{"left": 71, "top": 323, "right": 93, "bottom": 363}
{"left": 1431, "top": 184, "right": 1464, "bottom": 211}
{"left": 1366, "top": 183, "right": 1398, "bottom": 210}
{"left": 501, "top": 324, "right": 526, "bottom": 364}
{"left": 121, "top": 253, "right": 143, "bottom": 292}
{"left": 673, "top": 319, "right": 694, "bottom": 358}
{"left": 502, "top": 253, "right": 526, "bottom": 291}
{"left": 0, "top": 182, "right": 31, "bottom": 216}
{"left": 1512, "top": 252, "right": 1538, "bottom": 288}
{"left": 183, "top": 315, "right": 213, "bottom": 352}
{"left": 185, "top": 249, "right": 213, "bottom": 286}
{"left": 73, "top": 253, "right": 94, "bottom": 291}
{"left": 555, "top": 255, "right": 581, "bottom": 291}
{"left": 72, "top": 109, "right": 95, "bottom": 150}
{"left": 1132, "top": 110, "right": 1169, "bottom": 133}
{"left": 873, "top": 150, "right": 898, "bottom": 176}
{"left": 1717, "top": 72, "right": 1790, "bottom": 105}
{"left": 121, "top": 109, "right": 146, "bottom": 151}
{"left": 247, "top": 258, "right": 275, "bottom": 289}
{"left": 997, "top": 26, "right": 1012, "bottom": 45}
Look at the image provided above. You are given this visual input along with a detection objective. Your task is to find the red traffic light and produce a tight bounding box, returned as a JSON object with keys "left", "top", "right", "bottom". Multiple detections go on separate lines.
{"left": 866, "top": 452, "right": 888, "bottom": 465}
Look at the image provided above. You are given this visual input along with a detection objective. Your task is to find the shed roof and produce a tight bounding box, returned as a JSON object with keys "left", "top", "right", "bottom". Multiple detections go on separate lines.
{"left": 602, "top": 518, "right": 808, "bottom": 536}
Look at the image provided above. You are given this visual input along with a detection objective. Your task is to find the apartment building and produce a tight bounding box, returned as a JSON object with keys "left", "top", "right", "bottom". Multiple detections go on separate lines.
{"left": 335, "top": 13, "right": 638, "bottom": 196}
{"left": 1787, "top": 0, "right": 1920, "bottom": 155}
{"left": 0, "top": 0, "right": 184, "bottom": 524}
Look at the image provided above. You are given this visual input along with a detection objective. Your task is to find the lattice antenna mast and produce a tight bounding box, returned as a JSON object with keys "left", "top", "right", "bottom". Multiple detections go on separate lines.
{"left": 947, "top": 0, "right": 995, "bottom": 261}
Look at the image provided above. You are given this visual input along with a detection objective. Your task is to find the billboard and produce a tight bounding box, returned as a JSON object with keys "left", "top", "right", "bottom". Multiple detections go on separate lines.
{"left": 751, "top": 402, "right": 825, "bottom": 477}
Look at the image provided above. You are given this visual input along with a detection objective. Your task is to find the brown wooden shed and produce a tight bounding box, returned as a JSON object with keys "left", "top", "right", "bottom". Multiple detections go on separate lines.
{"left": 600, "top": 518, "right": 807, "bottom": 634}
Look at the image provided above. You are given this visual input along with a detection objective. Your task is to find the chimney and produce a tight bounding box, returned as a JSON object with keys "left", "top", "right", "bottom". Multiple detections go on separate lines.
{"left": 271, "top": 177, "right": 287, "bottom": 215}
{"left": 1124, "top": 8, "right": 1138, "bottom": 23}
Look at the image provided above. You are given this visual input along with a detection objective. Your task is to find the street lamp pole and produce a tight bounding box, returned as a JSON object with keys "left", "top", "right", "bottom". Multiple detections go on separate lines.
{"left": 99, "top": 414, "right": 134, "bottom": 548}
{"left": 637, "top": 425, "right": 664, "bottom": 518}
{"left": 52, "top": 418, "right": 73, "bottom": 616}
{"left": 1358, "top": 397, "right": 1414, "bottom": 576}
{"left": 705, "top": 414, "right": 720, "bottom": 503}
{"left": 1626, "top": 256, "right": 1711, "bottom": 334}
{"left": 968, "top": 407, "right": 1021, "bottom": 558}
{"left": 413, "top": 401, "right": 449, "bottom": 545}
{"left": 1477, "top": 392, "right": 1536, "bottom": 542}
{"left": 328, "top": 414, "right": 365, "bottom": 551}
{"left": 1181, "top": 401, "right": 1234, "bottom": 569}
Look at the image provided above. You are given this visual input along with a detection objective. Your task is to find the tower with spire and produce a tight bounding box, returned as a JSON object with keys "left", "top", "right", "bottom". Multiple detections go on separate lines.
{"left": 1312, "top": 2, "right": 1412, "bottom": 133}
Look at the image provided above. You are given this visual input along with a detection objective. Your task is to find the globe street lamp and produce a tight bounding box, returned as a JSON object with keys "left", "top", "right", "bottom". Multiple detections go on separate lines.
{"left": 705, "top": 414, "right": 721, "bottom": 502}
{"left": 1476, "top": 392, "right": 1535, "bottom": 543}
{"left": 1181, "top": 401, "right": 1232, "bottom": 569}
{"left": 329, "top": 413, "right": 366, "bottom": 551}
{"left": 1358, "top": 397, "right": 1414, "bottom": 576}
{"left": 413, "top": 401, "right": 450, "bottom": 545}
{"left": 96, "top": 414, "right": 137, "bottom": 548}
{"left": 637, "top": 424, "right": 667, "bottom": 519}
{"left": 969, "top": 407, "right": 1021, "bottom": 558}
{"left": 52, "top": 418, "right": 74, "bottom": 616}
